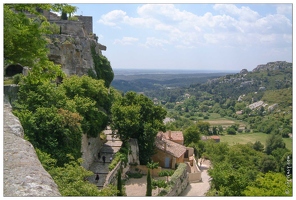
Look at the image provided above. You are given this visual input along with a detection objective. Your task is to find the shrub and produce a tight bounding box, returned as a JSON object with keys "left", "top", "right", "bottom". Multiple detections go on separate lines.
{"left": 13, "top": 74, "right": 23, "bottom": 84}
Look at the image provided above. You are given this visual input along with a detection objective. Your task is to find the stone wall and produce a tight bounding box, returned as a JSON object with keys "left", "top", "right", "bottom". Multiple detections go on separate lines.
{"left": 4, "top": 85, "right": 19, "bottom": 105}
{"left": 3, "top": 102, "right": 61, "bottom": 197}
{"left": 159, "top": 163, "right": 189, "bottom": 196}
{"left": 77, "top": 16, "right": 93, "bottom": 34}
{"left": 48, "top": 20, "right": 86, "bottom": 37}
{"left": 187, "top": 158, "right": 202, "bottom": 183}
{"left": 81, "top": 133, "right": 104, "bottom": 170}
{"left": 104, "top": 161, "right": 122, "bottom": 187}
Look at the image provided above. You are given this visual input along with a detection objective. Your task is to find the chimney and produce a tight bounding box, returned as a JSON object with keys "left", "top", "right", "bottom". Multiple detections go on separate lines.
{"left": 164, "top": 141, "right": 167, "bottom": 152}
{"left": 168, "top": 130, "right": 172, "bottom": 139}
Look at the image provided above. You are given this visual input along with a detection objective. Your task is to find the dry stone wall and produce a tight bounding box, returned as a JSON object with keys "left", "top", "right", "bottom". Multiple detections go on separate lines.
{"left": 3, "top": 102, "right": 61, "bottom": 197}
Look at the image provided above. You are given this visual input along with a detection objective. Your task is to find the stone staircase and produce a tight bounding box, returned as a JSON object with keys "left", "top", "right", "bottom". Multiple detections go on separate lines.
{"left": 87, "top": 129, "right": 122, "bottom": 189}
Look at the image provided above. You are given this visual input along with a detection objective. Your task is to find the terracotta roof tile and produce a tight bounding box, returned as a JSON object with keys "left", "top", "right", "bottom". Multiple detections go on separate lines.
{"left": 157, "top": 131, "right": 184, "bottom": 141}
{"left": 155, "top": 136, "right": 186, "bottom": 158}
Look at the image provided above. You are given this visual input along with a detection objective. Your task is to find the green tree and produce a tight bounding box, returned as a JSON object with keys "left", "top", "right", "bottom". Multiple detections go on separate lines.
{"left": 196, "top": 121, "right": 210, "bottom": 135}
{"left": 265, "top": 133, "right": 286, "bottom": 155}
{"left": 111, "top": 92, "right": 166, "bottom": 164}
{"left": 183, "top": 125, "right": 201, "bottom": 146}
{"left": 13, "top": 75, "right": 114, "bottom": 165}
{"left": 218, "top": 125, "right": 223, "bottom": 134}
{"left": 146, "top": 169, "right": 152, "bottom": 196}
{"left": 226, "top": 127, "right": 236, "bottom": 135}
{"left": 59, "top": 75, "right": 112, "bottom": 137}
{"left": 253, "top": 141, "right": 264, "bottom": 152}
{"left": 260, "top": 155, "right": 278, "bottom": 173}
{"left": 243, "top": 172, "right": 292, "bottom": 196}
{"left": 207, "top": 144, "right": 265, "bottom": 196}
{"left": 117, "top": 170, "right": 123, "bottom": 196}
{"left": 51, "top": 4, "right": 77, "bottom": 20}
{"left": 15, "top": 106, "right": 83, "bottom": 166}
{"left": 146, "top": 161, "right": 159, "bottom": 178}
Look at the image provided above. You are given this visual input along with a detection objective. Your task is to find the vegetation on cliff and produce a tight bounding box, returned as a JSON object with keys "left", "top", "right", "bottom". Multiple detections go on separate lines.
{"left": 111, "top": 91, "right": 167, "bottom": 164}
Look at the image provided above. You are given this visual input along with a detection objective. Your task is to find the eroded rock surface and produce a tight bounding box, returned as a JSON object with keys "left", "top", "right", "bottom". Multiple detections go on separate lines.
{"left": 3, "top": 102, "right": 61, "bottom": 197}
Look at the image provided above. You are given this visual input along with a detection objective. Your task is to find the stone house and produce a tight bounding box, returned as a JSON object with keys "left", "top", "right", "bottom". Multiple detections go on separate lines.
{"left": 152, "top": 131, "right": 186, "bottom": 169}
{"left": 152, "top": 131, "right": 202, "bottom": 182}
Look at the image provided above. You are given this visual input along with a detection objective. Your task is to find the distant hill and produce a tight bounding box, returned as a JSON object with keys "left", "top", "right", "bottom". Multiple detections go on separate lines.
{"left": 111, "top": 71, "right": 231, "bottom": 93}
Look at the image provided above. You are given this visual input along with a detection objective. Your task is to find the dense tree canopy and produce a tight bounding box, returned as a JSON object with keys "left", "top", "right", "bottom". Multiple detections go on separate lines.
{"left": 183, "top": 124, "right": 201, "bottom": 146}
{"left": 243, "top": 172, "right": 292, "bottom": 196}
{"left": 13, "top": 75, "right": 115, "bottom": 165}
{"left": 111, "top": 91, "right": 167, "bottom": 164}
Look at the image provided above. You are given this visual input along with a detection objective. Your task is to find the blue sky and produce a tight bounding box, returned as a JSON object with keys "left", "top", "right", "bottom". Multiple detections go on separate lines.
{"left": 7, "top": 1, "right": 294, "bottom": 72}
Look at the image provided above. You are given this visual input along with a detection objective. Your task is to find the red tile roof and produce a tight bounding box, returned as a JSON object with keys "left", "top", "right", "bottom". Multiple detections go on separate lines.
{"left": 210, "top": 135, "right": 220, "bottom": 140}
{"left": 155, "top": 135, "right": 186, "bottom": 158}
{"left": 157, "top": 131, "right": 184, "bottom": 141}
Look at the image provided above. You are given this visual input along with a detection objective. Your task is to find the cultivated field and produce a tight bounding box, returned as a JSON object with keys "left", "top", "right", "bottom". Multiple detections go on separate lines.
{"left": 220, "top": 132, "right": 292, "bottom": 151}
{"left": 203, "top": 116, "right": 248, "bottom": 129}
{"left": 202, "top": 116, "right": 292, "bottom": 152}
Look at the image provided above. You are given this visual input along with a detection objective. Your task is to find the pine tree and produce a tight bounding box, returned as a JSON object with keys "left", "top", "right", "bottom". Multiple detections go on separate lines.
{"left": 146, "top": 169, "right": 152, "bottom": 196}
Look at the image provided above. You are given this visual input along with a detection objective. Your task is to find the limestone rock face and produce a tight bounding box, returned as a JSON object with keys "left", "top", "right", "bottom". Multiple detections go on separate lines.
{"left": 252, "top": 61, "right": 292, "bottom": 72}
{"left": 3, "top": 103, "right": 61, "bottom": 197}
{"left": 47, "top": 34, "right": 102, "bottom": 76}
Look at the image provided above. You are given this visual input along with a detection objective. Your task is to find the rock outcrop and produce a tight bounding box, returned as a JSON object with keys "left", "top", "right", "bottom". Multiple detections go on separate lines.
{"left": 252, "top": 61, "right": 292, "bottom": 72}
{"left": 46, "top": 15, "right": 107, "bottom": 76}
{"left": 240, "top": 69, "right": 248, "bottom": 74}
{"left": 3, "top": 102, "right": 61, "bottom": 197}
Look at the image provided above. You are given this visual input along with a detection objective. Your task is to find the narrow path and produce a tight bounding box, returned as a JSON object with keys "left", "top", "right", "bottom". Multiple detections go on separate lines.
{"left": 87, "top": 129, "right": 122, "bottom": 188}
{"left": 180, "top": 159, "right": 211, "bottom": 196}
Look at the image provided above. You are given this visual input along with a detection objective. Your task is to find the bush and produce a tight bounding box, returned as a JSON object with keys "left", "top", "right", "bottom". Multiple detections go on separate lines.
{"left": 13, "top": 74, "right": 23, "bottom": 84}
{"left": 126, "top": 171, "right": 143, "bottom": 178}
{"left": 226, "top": 127, "right": 236, "bottom": 135}
{"left": 68, "top": 16, "right": 78, "bottom": 21}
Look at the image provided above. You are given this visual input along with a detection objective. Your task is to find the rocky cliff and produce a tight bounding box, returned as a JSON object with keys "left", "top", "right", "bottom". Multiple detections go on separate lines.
{"left": 46, "top": 17, "right": 106, "bottom": 76}
{"left": 3, "top": 101, "right": 61, "bottom": 197}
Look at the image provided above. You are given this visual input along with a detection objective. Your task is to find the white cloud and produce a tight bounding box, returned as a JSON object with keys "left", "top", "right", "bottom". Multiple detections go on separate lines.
{"left": 98, "top": 8, "right": 158, "bottom": 28}
{"left": 213, "top": 4, "right": 260, "bottom": 21}
{"left": 98, "top": 10, "right": 127, "bottom": 27}
{"left": 137, "top": 4, "right": 197, "bottom": 22}
{"left": 99, "top": 4, "right": 292, "bottom": 50}
{"left": 144, "top": 37, "right": 169, "bottom": 48}
{"left": 276, "top": 4, "right": 292, "bottom": 15}
{"left": 113, "top": 37, "right": 139, "bottom": 45}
